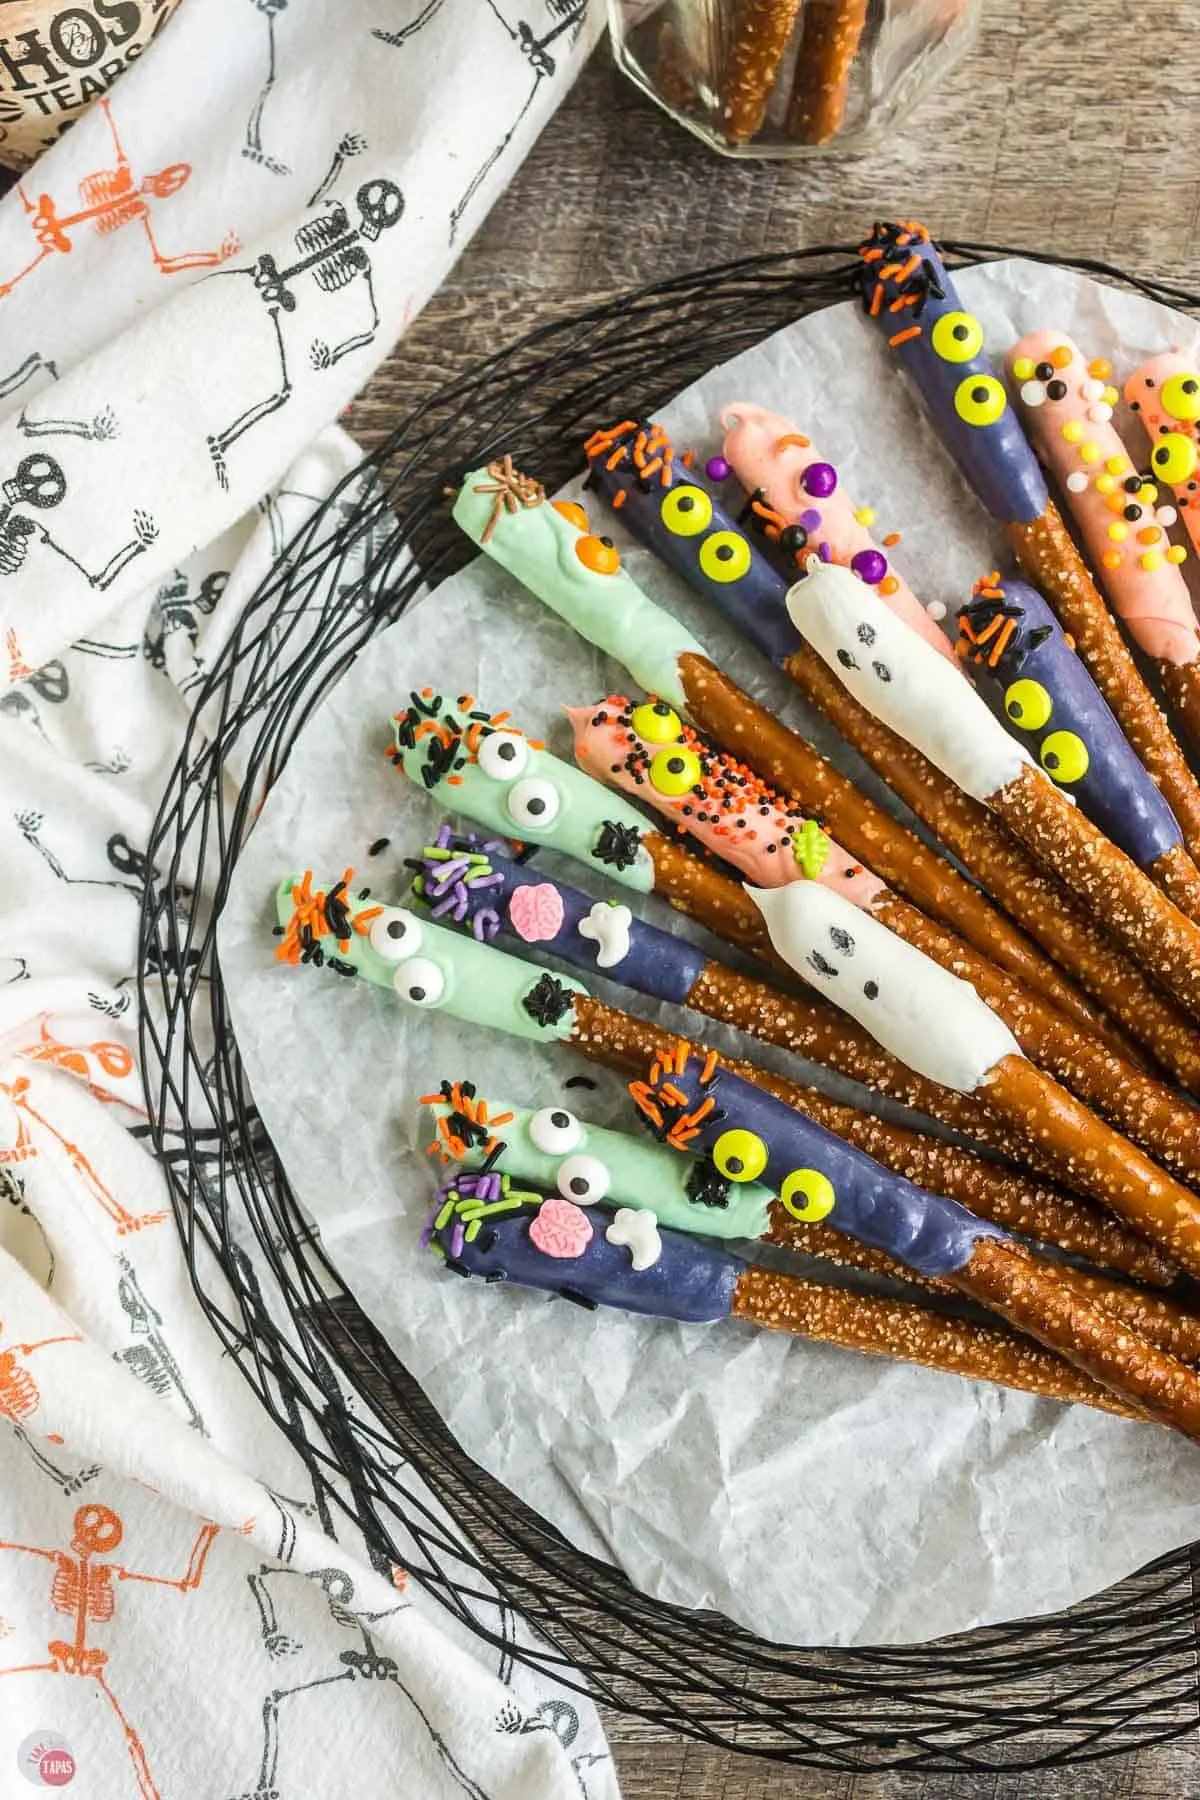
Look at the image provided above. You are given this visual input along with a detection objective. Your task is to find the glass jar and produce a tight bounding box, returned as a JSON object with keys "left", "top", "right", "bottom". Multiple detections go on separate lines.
{"left": 608, "top": 0, "right": 980, "bottom": 157}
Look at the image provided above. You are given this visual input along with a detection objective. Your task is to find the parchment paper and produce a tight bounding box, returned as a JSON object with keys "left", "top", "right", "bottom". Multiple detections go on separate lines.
{"left": 218, "top": 262, "right": 1200, "bottom": 1648}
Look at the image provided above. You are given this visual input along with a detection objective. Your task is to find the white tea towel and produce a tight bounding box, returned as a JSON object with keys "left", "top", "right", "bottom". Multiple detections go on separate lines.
{"left": 0, "top": 2, "right": 622, "bottom": 1796}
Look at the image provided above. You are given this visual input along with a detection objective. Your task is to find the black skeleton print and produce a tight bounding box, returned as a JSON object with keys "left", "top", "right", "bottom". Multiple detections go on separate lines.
{"left": 372, "top": 0, "right": 448, "bottom": 47}
{"left": 144, "top": 567, "right": 228, "bottom": 675}
{"left": 115, "top": 1256, "right": 205, "bottom": 1434}
{"left": 308, "top": 133, "right": 367, "bottom": 208}
{"left": 206, "top": 180, "right": 404, "bottom": 490}
{"left": 243, "top": 0, "right": 292, "bottom": 174}
{"left": 0, "top": 451, "right": 156, "bottom": 588}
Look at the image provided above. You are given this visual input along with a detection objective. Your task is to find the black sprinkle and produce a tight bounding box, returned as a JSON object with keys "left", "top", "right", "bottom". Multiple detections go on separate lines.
{"left": 564, "top": 1075, "right": 598, "bottom": 1090}
{"left": 686, "top": 1158, "right": 732, "bottom": 1209}
{"left": 559, "top": 1288, "right": 599, "bottom": 1311}
{"left": 368, "top": 837, "right": 390, "bottom": 857}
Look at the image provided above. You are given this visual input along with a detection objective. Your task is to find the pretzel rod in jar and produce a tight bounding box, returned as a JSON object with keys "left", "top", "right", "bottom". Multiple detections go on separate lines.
{"left": 624, "top": 1047, "right": 1200, "bottom": 1436}
{"left": 425, "top": 1167, "right": 1138, "bottom": 1420}
{"left": 718, "top": 401, "right": 1200, "bottom": 922}
{"left": 784, "top": 0, "right": 869, "bottom": 145}
{"left": 279, "top": 872, "right": 1200, "bottom": 1284}
{"left": 453, "top": 455, "right": 1105, "bottom": 1037}
{"left": 720, "top": 0, "right": 803, "bottom": 144}
{"left": 567, "top": 693, "right": 1200, "bottom": 1178}
{"left": 857, "top": 221, "right": 1200, "bottom": 860}
{"left": 275, "top": 884, "right": 1187, "bottom": 1428}
{"left": 788, "top": 555, "right": 1200, "bottom": 1021}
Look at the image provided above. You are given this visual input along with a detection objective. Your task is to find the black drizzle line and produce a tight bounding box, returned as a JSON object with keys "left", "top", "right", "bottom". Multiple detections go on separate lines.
{"left": 685, "top": 1156, "right": 732, "bottom": 1210}
{"left": 522, "top": 972, "right": 575, "bottom": 1028}
{"left": 594, "top": 819, "right": 642, "bottom": 870}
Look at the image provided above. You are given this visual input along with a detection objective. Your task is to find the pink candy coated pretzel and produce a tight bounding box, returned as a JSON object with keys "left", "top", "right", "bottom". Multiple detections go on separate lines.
{"left": 719, "top": 400, "right": 957, "bottom": 662}
{"left": 1124, "top": 350, "right": 1200, "bottom": 567}
{"left": 1008, "top": 331, "right": 1200, "bottom": 668}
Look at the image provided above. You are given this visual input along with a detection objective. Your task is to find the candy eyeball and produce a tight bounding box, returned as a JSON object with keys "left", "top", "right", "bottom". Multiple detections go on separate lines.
{"left": 649, "top": 745, "right": 702, "bottom": 797}
{"left": 712, "top": 1127, "right": 768, "bottom": 1183}
{"left": 931, "top": 310, "right": 984, "bottom": 364}
{"left": 394, "top": 957, "right": 445, "bottom": 1007}
{"left": 477, "top": 730, "right": 528, "bottom": 781}
{"left": 507, "top": 777, "right": 561, "bottom": 829}
{"left": 661, "top": 484, "right": 713, "bottom": 537}
{"left": 1151, "top": 433, "right": 1199, "bottom": 486}
{"left": 779, "top": 1167, "right": 836, "bottom": 1223}
{"left": 553, "top": 499, "right": 590, "bottom": 532}
{"left": 1161, "top": 373, "right": 1200, "bottom": 423}
{"left": 1003, "top": 679, "right": 1053, "bottom": 733}
{"left": 954, "top": 375, "right": 1007, "bottom": 428}
{"left": 630, "top": 700, "right": 683, "bottom": 744}
{"left": 1040, "top": 730, "right": 1089, "bottom": 784}
{"left": 575, "top": 534, "right": 621, "bottom": 575}
{"left": 529, "top": 1106, "right": 583, "bottom": 1156}
{"left": 369, "top": 907, "right": 423, "bottom": 964}
{"left": 556, "top": 1154, "right": 608, "bottom": 1203}
{"left": 698, "top": 531, "right": 751, "bottom": 584}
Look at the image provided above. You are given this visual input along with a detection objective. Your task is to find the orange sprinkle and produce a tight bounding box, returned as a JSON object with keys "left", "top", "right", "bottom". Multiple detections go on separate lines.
{"left": 868, "top": 284, "right": 884, "bottom": 317}
{"left": 888, "top": 326, "right": 921, "bottom": 348}
{"left": 701, "top": 1048, "right": 718, "bottom": 1083}
{"left": 774, "top": 433, "right": 812, "bottom": 452}
{"left": 612, "top": 489, "right": 627, "bottom": 509}
{"left": 882, "top": 532, "right": 901, "bottom": 547}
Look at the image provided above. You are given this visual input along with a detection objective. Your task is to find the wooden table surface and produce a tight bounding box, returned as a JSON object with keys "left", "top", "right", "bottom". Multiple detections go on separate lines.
{"left": 350, "top": 6, "right": 1200, "bottom": 1793}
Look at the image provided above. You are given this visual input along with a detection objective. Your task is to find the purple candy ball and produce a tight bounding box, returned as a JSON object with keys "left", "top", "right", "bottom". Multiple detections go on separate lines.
{"left": 802, "top": 462, "right": 838, "bottom": 499}
{"left": 799, "top": 508, "right": 823, "bottom": 532}
{"left": 705, "top": 455, "right": 732, "bottom": 483}
{"left": 851, "top": 548, "right": 889, "bottom": 585}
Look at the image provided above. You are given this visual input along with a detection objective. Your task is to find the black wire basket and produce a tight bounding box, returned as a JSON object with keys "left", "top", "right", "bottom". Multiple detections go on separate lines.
{"left": 138, "top": 241, "right": 1200, "bottom": 1773}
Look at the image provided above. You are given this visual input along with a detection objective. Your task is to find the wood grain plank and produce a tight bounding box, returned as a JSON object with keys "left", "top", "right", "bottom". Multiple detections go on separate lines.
{"left": 347, "top": 5, "right": 1200, "bottom": 1791}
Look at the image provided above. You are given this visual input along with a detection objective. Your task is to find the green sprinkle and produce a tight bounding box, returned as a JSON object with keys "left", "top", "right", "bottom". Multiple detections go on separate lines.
{"left": 795, "top": 818, "right": 831, "bottom": 880}
{"left": 465, "top": 1220, "right": 481, "bottom": 1242}
{"left": 424, "top": 845, "right": 456, "bottom": 862}
{"left": 435, "top": 1199, "right": 456, "bottom": 1230}
{"left": 427, "top": 1241, "right": 446, "bottom": 1260}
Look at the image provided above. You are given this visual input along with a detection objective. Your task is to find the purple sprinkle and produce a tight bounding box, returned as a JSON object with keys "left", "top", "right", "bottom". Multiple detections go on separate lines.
{"left": 467, "top": 870, "right": 504, "bottom": 889}
{"left": 472, "top": 908, "right": 501, "bottom": 941}
{"left": 705, "top": 455, "right": 731, "bottom": 483}
{"left": 799, "top": 508, "right": 822, "bottom": 532}
{"left": 818, "top": 541, "right": 834, "bottom": 563}
{"left": 450, "top": 1220, "right": 466, "bottom": 1259}
{"left": 851, "top": 548, "right": 889, "bottom": 585}
{"left": 802, "top": 462, "right": 838, "bottom": 499}
{"left": 433, "top": 824, "right": 454, "bottom": 849}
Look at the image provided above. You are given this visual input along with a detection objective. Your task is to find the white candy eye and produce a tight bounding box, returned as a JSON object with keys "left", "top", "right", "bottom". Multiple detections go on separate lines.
{"left": 394, "top": 957, "right": 445, "bottom": 1008}
{"left": 557, "top": 1154, "right": 608, "bottom": 1204}
{"left": 477, "top": 731, "right": 527, "bottom": 781}
{"left": 529, "top": 1106, "right": 583, "bottom": 1155}
{"left": 507, "top": 777, "right": 560, "bottom": 830}
{"left": 369, "top": 908, "right": 423, "bottom": 964}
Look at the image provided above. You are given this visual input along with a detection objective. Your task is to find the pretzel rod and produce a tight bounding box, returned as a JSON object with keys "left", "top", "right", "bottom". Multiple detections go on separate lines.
{"left": 574, "top": 422, "right": 1115, "bottom": 1043}
{"left": 527, "top": 1016, "right": 1176, "bottom": 1287}
{"left": 747, "top": 877, "right": 1200, "bottom": 1272}
{"left": 624, "top": 1048, "right": 1200, "bottom": 1437}
{"left": 426, "top": 1169, "right": 1137, "bottom": 1420}
{"left": 715, "top": 642, "right": 1200, "bottom": 1093}
{"left": 719, "top": 0, "right": 803, "bottom": 144}
{"left": 784, "top": 0, "right": 869, "bottom": 144}
{"left": 568, "top": 695, "right": 1200, "bottom": 1180}
{"left": 958, "top": 571, "right": 1200, "bottom": 925}
{"left": 1122, "top": 351, "right": 1200, "bottom": 756}
{"left": 857, "top": 221, "right": 1200, "bottom": 860}
{"left": 788, "top": 556, "right": 1200, "bottom": 1021}
{"left": 714, "top": 402, "right": 1200, "bottom": 916}
{"left": 389, "top": 703, "right": 1060, "bottom": 1165}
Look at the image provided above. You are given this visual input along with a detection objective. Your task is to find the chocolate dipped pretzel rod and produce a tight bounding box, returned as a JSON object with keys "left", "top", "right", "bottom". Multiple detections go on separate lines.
{"left": 788, "top": 555, "right": 1200, "bottom": 1022}
{"left": 784, "top": 0, "right": 869, "bottom": 145}
{"left": 717, "top": 402, "right": 1200, "bottom": 922}
{"left": 1009, "top": 332, "right": 1200, "bottom": 784}
{"left": 425, "top": 1167, "right": 1139, "bottom": 1419}
{"left": 708, "top": 411, "right": 1200, "bottom": 1081}
{"left": 626, "top": 1048, "right": 1200, "bottom": 1437}
{"left": 858, "top": 222, "right": 1200, "bottom": 860}
{"left": 278, "top": 873, "right": 1200, "bottom": 1281}
{"left": 454, "top": 455, "right": 1106, "bottom": 1039}
{"left": 567, "top": 694, "right": 1200, "bottom": 1179}
{"left": 424, "top": 1073, "right": 1177, "bottom": 1299}
{"left": 275, "top": 887, "right": 1188, "bottom": 1425}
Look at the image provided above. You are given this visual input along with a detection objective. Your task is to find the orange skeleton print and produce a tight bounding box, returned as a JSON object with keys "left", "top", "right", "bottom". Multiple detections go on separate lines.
{"left": 0, "top": 1076, "right": 169, "bottom": 1235}
{"left": 0, "top": 99, "right": 238, "bottom": 301}
{"left": 0, "top": 1506, "right": 220, "bottom": 1800}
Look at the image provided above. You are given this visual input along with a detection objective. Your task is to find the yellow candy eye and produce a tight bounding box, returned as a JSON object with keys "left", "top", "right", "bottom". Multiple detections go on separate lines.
{"left": 712, "top": 1128, "right": 768, "bottom": 1184}
{"left": 1161, "top": 373, "right": 1200, "bottom": 423}
{"left": 1003, "top": 678, "right": 1053, "bottom": 732}
{"left": 931, "top": 311, "right": 984, "bottom": 363}
{"left": 1040, "top": 730, "right": 1089, "bottom": 784}
{"left": 779, "top": 1167, "right": 836, "bottom": 1222}
{"left": 954, "top": 375, "right": 1008, "bottom": 428}
{"left": 649, "top": 745, "right": 701, "bottom": 796}
{"left": 631, "top": 701, "right": 682, "bottom": 744}
{"left": 698, "top": 530, "right": 751, "bottom": 584}
{"left": 661, "top": 484, "right": 712, "bottom": 537}
{"left": 1151, "top": 432, "right": 1199, "bottom": 486}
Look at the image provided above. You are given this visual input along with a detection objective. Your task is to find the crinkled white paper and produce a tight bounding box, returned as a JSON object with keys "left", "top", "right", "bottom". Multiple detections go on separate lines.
{"left": 219, "top": 263, "right": 1200, "bottom": 1648}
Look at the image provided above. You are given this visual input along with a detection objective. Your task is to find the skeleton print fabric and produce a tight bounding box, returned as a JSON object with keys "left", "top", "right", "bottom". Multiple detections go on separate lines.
{"left": 0, "top": 2, "right": 617, "bottom": 1796}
